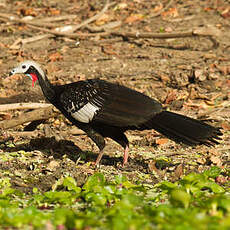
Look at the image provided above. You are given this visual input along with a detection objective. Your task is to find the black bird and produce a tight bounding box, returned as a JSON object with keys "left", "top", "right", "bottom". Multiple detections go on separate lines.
{"left": 10, "top": 60, "right": 222, "bottom": 166}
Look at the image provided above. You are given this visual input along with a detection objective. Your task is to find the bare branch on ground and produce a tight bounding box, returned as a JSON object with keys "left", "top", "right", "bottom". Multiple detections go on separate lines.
{"left": 0, "top": 106, "right": 55, "bottom": 130}
{"left": 0, "top": 13, "right": 58, "bottom": 28}
{"left": 27, "top": 24, "right": 107, "bottom": 39}
{"left": 0, "top": 103, "right": 53, "bottom": 112}
{"left": 0, "top": 0, "right": 220, "bottom": 51}
{"left": 32, "top": 15, "right": 78, "bottom": 23}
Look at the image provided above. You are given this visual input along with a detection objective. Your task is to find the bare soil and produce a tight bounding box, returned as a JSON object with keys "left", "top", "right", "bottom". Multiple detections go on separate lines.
{"left": 0, "top": 0, "right": 229, "bottom": 192}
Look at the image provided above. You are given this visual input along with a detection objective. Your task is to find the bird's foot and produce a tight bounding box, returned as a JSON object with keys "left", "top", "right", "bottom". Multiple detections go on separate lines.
{"left": 91, "top": 161, "right": 100, "bottom": 169}
{"left": 122, "top": 146, "right": 129, "bottom": 167}
{"left": 94, "top": 149, "right": 104, "bottom": 167}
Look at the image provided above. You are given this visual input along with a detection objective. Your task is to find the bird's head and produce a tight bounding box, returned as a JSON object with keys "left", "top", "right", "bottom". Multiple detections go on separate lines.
{"left": 9, "top": 60, "right": 45, "bottom": 87}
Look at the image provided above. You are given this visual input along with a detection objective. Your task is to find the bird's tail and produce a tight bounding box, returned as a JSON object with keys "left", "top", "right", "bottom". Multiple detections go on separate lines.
{"left": 143, "top": 111, "right": 222, "bottom": 146}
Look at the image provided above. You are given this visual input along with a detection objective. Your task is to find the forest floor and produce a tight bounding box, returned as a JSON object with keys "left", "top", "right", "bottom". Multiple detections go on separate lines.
{"left": 0, "top": 0, "right": 229, "bottom": 193}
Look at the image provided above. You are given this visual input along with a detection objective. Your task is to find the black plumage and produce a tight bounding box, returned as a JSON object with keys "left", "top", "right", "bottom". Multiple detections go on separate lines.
{"left": 10, "top": 61, "right": 222, "bottom": 166}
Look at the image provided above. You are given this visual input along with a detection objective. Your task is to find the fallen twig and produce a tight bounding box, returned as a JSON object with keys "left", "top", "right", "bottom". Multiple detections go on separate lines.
{"left": 1, "top": 0, "right": 114, "bottom": 40}
{"left": 109, "top": 27, "right": 221, "bottom": 39}
{"left": 10, "top": 130, "right": 41, "bottom": 137}
{"left": 0, "top": 13, "right": 58, "bottom": 28}
{"left": 0, "top": 106, "right": 55, "bottom": 130}
{"left": 108, "top": 28, "right": 219, "bottom": 50}
{"left": 20, "top": 34, "right": 54, "bottom": 44}
{"left": 0, "top": 103, "right": 52, "bottom": 112}
{"left": 2, "top": 0, "right": 220, "bottom": 50}
{"left": 33, "top": 15, "right": 78, "bottom": 23}
{"left": 27, "top": 24, "right": 220, "bottom": 49}
{"left": 27, "top": 24, "right": 108, "bottom": 39}
{"left": 85, "top": 21, "right": 122, "bottom": 33}
{"left": 25, "top": 0, "right": 115, "bottom": 39}
{"left": 9, "top": 34, "right": 54, "bottom": 49}
{"left": 9, "top": 127, "right": 85, "bottom": 139}
{"left": 110, "top": 30, "right": 194, "bottom": 39}
{"left": 197, "top": 101, "right": 230, "bottom": 119}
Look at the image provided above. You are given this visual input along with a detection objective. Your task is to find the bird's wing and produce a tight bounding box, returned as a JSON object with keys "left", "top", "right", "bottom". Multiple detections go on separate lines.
{"left": 58, "top": 79, "right": 162, "bottom": 127}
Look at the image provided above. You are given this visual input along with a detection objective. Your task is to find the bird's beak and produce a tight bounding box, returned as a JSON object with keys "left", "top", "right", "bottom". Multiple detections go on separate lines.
{"left": 9, "top": 70, "right": 14, "bottom": 76}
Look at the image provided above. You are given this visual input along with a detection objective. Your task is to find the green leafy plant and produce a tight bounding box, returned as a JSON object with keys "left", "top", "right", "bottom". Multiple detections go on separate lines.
{"left": 0, "top": 167, "right": 229, "bottom": 229}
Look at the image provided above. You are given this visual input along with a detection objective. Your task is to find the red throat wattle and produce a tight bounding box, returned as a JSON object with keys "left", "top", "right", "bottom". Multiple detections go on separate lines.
{"left": 30, "top": 73, "right": 38, "bottom": 87}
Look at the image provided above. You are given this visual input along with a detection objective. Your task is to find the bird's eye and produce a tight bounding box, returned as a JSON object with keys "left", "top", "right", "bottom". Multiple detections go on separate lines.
{"left": 22, "top": 65, "right": 26, "bottom": 69}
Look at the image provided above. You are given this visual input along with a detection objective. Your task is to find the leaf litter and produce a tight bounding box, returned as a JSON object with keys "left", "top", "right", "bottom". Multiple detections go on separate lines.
{"left": 0, "top": 0, "right": 229, "bottom": 229}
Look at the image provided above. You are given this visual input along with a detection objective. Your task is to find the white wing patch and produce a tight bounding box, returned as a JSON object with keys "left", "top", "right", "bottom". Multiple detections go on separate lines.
{"left": 70, "top": 102, "right": 100, "bottom": 123}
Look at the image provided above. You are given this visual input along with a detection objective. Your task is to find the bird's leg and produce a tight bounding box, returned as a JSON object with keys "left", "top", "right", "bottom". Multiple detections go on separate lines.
{"left": 122, "top": 145, "right": 129, "bottom": 167}
{"left": 110, "top": 132, "right": 129, "bottom": 166}
{"left": 95, "top": 149, "right": 105, "bottom": 166}
{"left": 84, "top": 128, "right": 105, "bottom": 166}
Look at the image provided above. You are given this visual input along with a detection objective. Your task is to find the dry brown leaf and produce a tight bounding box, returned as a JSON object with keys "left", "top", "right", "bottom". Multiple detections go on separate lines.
{"left": 17, "top": 8, "right": 38, "bottom": 16}
{"left": 155, "top": 138, "right": 168, "bottom": 145}
{"left": 49, "top": 8, "right": 60, "bottom": 16}
{"left": 60, "top": 46, "right": 69, "bottom": 53}
{"left": 144, "top": 26, "right": 152, "bottom": 32}
{"left": 197, "top": 157, "right": 206, "bottom": 165}
{"left": 210, "top": 156, "right": 222, "bottom": 166}
{"left": 0, "top": 42, "right": 8, "bottom": 48}
{"left": 220, "top": 7, "right": 230, "bottom": 18}
{"left": 77, "top": 165, "right": 95, "bottom": 174}
{"left": 164, "top": 90, "right": 177, "bottom": 104}
{"left": 203, "top": 53, "right": 217, "bottom": 59}
{"left": 48, "top": 52, "right": 63, "bottom": 62}
{"left": 161, "top": 8, "right": 179, "bottom": 18}
{"left": 153, "top": 3, "right": 163, "bottom": 12}
{"left": 165, "top": 27, "right": 173, "bottom": 32}
{"left": 204, "top": 7, "right": 214, "bottom": 12}
{"left": 148, "top": 160, "right": 156, "bottom": 172}
{"left": 174, "top": 164, "right": 183, "bottom": 178}
{"left": 221, "top": 122, "right": 230, "bottom": 131}
{"left": 189, "top": 87, "right": 199, "bottom": 100}
{"left": 215, "top": 64, "right": 230, "bottom": 75}
{"left": 47, "top": 160, "right": 60, "bottom": 171}
{"left": 160, "top": 74, "right": 170, "bottom": 83}
{"left": 125, "top": 14, "right": 144, "bottom": 24}
{"left": 95, "top": 13, "right": 111, "bottom": 26}
{"left": 208, "top": 149, "right": 221, "bottom": 156}
{"left": 101, "top": 45, "right": 118, "bottom": 55}
{"left": 194, "top": 69, "right": 206, "bottom": 81}
{"left": 0, "top": 112, "right": 12, "bottom": 120}
{"left": 148, "top": 160, "right": 163, "bottom": 177}
{"left": 115, "top": 3, "right": 128, "bottom": 10}
{"left": 225, "top": 80, "right": 230, "bottom": 88}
